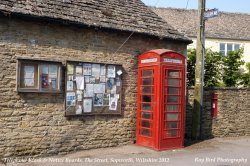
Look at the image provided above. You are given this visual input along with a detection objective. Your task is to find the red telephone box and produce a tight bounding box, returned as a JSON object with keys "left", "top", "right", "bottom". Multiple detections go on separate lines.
{"left": 136, "top": 49, "right": 186, "bottom": 151}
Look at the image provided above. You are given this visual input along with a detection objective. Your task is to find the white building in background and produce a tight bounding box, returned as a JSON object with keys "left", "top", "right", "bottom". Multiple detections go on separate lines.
{"left": 152, "top": 7, "right": 250, "bottom": 65}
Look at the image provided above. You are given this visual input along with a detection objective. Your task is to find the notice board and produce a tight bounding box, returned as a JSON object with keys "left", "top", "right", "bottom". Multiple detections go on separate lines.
{"left": 65, "top": 61, "right": 123, "bottom": 116}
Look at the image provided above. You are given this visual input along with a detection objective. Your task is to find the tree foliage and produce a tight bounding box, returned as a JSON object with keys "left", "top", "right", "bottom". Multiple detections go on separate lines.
{"left": 187, "top": 49, "right": 196, "bottom": 87}
{"left": 222, "top": 48, "right": 245, "bottom": 87}
{"left": 204, "top": 49, "right": 223, "bottom": 87}
{"left": 187, "top": 48, "right": 223, "bottom": 87}
{"left": 241, "top": 62, "right": 250, "bottom": 87}
{"left": 187, "top": 48, "right": 245, "bottom": 87}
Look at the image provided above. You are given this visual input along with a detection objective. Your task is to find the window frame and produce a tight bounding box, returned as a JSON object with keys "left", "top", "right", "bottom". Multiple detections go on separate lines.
{"left": 219, "top": 43, "right": 240, "bottom": 56}
{"left": 16, "top": 58, "right": 62, "bottom": 93}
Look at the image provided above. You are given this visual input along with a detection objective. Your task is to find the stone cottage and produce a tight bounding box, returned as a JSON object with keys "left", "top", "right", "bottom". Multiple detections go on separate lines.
{"left": 0, "top": 0, "right": 191, "bottom": 157}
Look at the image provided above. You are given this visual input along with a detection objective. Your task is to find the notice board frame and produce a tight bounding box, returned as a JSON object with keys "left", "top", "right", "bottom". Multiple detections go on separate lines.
{"left": 64, "top": 60, "right": 123, "bottom": 116}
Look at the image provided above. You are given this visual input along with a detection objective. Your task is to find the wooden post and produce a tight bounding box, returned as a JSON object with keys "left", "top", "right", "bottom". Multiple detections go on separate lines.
{"left": 192, "top": 0, "right": 206, "bottom": 140}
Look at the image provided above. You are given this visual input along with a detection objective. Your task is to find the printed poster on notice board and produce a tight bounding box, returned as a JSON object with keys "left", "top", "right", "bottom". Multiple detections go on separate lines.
{"left": 92, "top": 64, "right": 101, "bottom": 77}
{"left": 67, "top": 64, "right": 74, "bottom": 74}
{"left": 83, "top": 63, "right": 92, "bottom": 75}
{"left": 83, "top": 99, "right": 92, "bottom": 113}
{"left": 107, "top": 65, "right": 116, "bottom": 78}
{"left": 66, "top": 92, "right": 76, "bottom": 106}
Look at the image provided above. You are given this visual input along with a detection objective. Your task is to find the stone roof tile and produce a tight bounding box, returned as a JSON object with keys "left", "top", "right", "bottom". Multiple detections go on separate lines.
{"left": 0, "top": 0, "right": 191, "bottom": 43}
{"left": 152, "top": 7, "right": 250, "bottom": 41}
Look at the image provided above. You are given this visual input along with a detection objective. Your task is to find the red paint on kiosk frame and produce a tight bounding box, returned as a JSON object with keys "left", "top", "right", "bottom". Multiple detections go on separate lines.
{"left": 136, "top": 49, "right": 186, "bottom": 151}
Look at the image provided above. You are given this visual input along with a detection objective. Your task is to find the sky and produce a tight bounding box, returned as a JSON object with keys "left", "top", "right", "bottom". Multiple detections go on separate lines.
{"left": 141, "top": 0, "right": 250, "bottom": 13}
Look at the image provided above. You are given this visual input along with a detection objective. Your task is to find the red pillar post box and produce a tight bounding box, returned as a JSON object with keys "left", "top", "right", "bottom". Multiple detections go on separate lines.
{"left": 136, "top": 49, "right": 186, "bottom": 151}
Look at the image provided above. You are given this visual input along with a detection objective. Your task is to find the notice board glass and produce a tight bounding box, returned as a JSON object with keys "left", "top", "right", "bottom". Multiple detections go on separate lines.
{"left": 65, "top": 61, "right": 123, "bottom": 116}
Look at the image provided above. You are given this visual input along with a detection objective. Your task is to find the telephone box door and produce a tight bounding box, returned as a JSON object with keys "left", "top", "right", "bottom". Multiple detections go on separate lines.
{"left": 160, "top": 66, "right": 185, "bottom": 149}
{"left": 137, "top": 66, "right": 158, "bottom": 148}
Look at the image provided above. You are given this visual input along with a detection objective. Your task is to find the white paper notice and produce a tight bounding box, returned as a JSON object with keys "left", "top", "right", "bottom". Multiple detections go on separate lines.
{"left": 24, "top": 79, "right": 34, "bottom": 87}
{"left": 67, "top": 81, "right": 74, "bottom": 91}
{"left": 24, "top": 66, "right": 35, "bottom": 87}
{"left": 93, "top": 84, "right": 105, "bottom": 93}
{"left": 109, "top": 94, "right": 118, "bottom": 110}
{"left": 67, "top": 64, "right": 74, "bottom": 74}
{"left": 100, "top": 76, "right": 106, "bottom": 83}
{"left": 76, "top": 105, "right": 82, "bottom": 115}
{"left": 107, "top": 65, "right": 116, "bottom": 78}
{"left": 49, "top": 65, "right": 58, "bottom": 78}
{"left": 94, "top": 93, "right": 103, "bottom": 106}
{"left": 42, "top": 65, "right": 49, "bottom": 74}
{"left": 92, "top": 64, "right": 101, "bottom": 77}
{"left": 101, "top": 65, "right": 106, "bottom": 76}
{"left": 83, "top": 99, "right": 92, "bottom": 113}
{"left": 85, "top": 76, "right": 90, "bottom": 83}
{"left": 66, "top": 92, "right": 76, "bottom": 106}
{"left": 75, "top": 65, "right": 83, "bottom": 75}
{"left": 83, "top": 63, "right": 92, "bottom": 75}
{"left": 76, "top": 90, "right": 83, "bottom": 101}
{"left": 24, "top": 66, "right": 34, "bottom": 79}
{"left": 111, "top": 85, "right": 116, "bottom": 94}
{"left": 116, "top": 79, "right": 121, "bottom": 86}
{"left": 84, "top": 84, "right": 94, "bottom": 97}
{"left": 75, "top": 76, "right": 85, "bottom": 90}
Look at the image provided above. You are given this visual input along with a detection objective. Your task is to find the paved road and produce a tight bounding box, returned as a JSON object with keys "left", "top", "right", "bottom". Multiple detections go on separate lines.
{"left": 1, "top": 136, "right": 250, "bottom": 166}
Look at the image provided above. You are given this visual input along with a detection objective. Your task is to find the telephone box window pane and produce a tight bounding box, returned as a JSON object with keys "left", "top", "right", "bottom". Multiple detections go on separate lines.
{"left": 168, "top": 79, "right": 179, "bottom": 86}
{"left": 142, "top": 112, "right": 152, "bottom": 119}
{"left": 166, "top": 104, "right": 178, "bottom": 111}
{"left": 141, "top": 129, "right": 151, "bottom": 137}
{"left": 142, "top": 70, "right": 153, "bottom": 77}
{"left": 141, "top": 86, "right": 153, "bottom": 94}
{"left": 167, "top": 122, "right": 178, "bottom": 129}
{"left": 142, "top": 95, "right": 152, "bottom": 102}
{"left": 167, "top": 96, "right": 178, "bottom": 102}
{"left": 168, "top": 88, "right": 179, "bottom": 94}
{"left": 142, "top": 78, "right": 153, "bottom": 85}
{"left": 167, "top": 113, "right": 178, "bottom": 121}
{"left": 168, "top": 70, "right": 179, "bottom": 77}
{"left": 141, "top": 120, "right": 151, "bottom": 128}
{"left": 167, "top": 130, "right": 178, "bottom": 137}
{"left": 142, "top": 103, "right": 151, "bottom": 111}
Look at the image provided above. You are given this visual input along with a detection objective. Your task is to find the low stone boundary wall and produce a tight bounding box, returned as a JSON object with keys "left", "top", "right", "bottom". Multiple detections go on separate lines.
{"left": 186, "top": 88, "right": 250, "bottom": 139}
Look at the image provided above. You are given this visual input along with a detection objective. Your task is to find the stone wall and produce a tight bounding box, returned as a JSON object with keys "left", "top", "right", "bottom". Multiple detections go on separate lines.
{"left": 186, "top": 88, "right": 250, "bottom": 139}
{"left": 0, "top": 16, "right": 187, "bottom": 157}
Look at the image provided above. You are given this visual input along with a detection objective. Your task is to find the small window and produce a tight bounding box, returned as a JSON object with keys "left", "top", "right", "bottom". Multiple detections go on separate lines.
{"left": 227, "top": 44, "right": 233, "bottom": 52}
{"left": 220, "top": 43, "right": 240, "bottom": 56}
{"left": 219, "top": 43, "right": 226, "bottom": 56}
{"left": 17, "top": 59, "right": 62, "bottom": 92}
{"left": 234, "top": 44, "right": 240, "bottom": 51}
